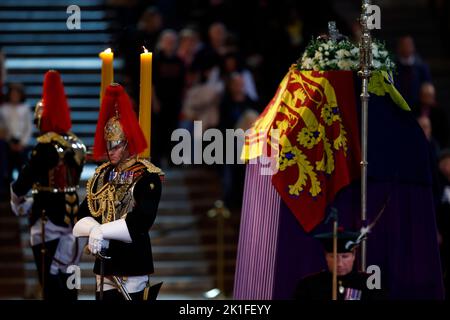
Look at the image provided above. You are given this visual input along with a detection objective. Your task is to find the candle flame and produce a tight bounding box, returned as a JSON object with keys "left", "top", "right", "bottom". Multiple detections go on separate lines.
{"left": 142, "top": 46, "right": 148, "bottom": 53}
{"left": 104, "top": 48, "right": 112, "bottom": 53}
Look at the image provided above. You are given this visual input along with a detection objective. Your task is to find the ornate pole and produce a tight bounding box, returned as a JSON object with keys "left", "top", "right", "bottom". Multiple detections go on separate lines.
{"left": 330, "top": 209, "right": 338, "bottom": 300}
{"left": 40, "top": 210, "right": 47, "bottom": 299}
{"left": 358, "top": 0, "right": 373, "bottom": 272}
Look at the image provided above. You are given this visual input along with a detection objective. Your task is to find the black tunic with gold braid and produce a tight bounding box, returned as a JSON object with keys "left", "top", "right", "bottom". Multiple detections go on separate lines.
{"left": 12, "top": 132, "right": 86, "bottom": 227}
{"left": 78, "top": 158, "right": 163, "bottom": 276}
{"left": 294, "top": 270, "right": 387, "bottom": 300}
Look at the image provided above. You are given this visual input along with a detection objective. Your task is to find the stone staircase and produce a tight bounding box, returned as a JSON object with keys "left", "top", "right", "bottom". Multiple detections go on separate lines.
{"left": 0, "top": 0, "right": 121, "bottom": 146}
{"left": 0, "top": 0, "right": 240, "bottom": 300}
{"left": 0, "top": 202, "right": 26, "bottom": 298}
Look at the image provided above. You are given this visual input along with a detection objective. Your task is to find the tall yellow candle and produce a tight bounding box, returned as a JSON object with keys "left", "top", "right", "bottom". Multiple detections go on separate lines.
{"left": 139, "top": 46, "right": 152, "bottom": 158}
{"left": 99, "top": 48, "right": 114, "bottom": 104}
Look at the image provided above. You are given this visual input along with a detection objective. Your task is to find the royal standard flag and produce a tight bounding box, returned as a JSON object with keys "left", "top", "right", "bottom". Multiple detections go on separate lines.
{"left": 242, "top": 67, "right": 412, "bottom": 232}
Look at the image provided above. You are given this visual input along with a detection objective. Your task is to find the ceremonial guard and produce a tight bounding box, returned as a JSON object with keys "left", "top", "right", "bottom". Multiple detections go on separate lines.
{"left": 10, "top": 70, "right": 86, "bottom": 300}
{"left": 294, "top": 230, "right": 386, "bottom": 300}
{"left": 74, "top": 84, "right": 164, "bottom": 301}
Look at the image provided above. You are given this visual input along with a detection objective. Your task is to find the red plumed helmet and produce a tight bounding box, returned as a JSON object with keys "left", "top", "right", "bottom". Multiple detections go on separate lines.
{"left": 40, "top": 70, "right": 72, "bottom": 133}
{"left": 93, "top": 84, "right": 147, "bottom": 160}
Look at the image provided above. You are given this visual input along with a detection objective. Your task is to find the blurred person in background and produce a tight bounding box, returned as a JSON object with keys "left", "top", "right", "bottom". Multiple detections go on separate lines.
{"left": 0, "top": 83, "right": 33, "bottom": 184}
{"left": 395, "top": 35, "right": 432, "bottom": 108}
{"left": 117, "top": 6, "right": 164, "bottom": 102}
{"left": 416, "top": 82, "right": 449, "bottom": 149}
{"left": 220, "top": 52, "right": 258, "bottom": 102}
{"left": 153, "top": 29, "right": 185, "bottom": 166}
{"left": 177, "top": 28, "right": 202, "bottom": 71}
{"left": 437, "top": 149, "right": 450, "bottom": 299}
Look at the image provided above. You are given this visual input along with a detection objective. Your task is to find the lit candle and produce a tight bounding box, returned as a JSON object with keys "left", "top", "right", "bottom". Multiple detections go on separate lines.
{"left": 99, "top": 48, "right": 114, "bottom": 104}
{"left": 139, "top": 46, "right": 152, "bottom": 158}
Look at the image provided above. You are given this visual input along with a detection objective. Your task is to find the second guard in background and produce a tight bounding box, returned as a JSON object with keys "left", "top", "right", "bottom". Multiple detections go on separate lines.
{"left": 10, "top": 70, "right": 86, "bottom": 300}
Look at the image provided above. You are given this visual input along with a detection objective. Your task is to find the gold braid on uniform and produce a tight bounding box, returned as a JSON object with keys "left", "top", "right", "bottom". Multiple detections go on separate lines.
{"left": 37, "top": 132, "right": 71, "bottom": 148}
{"left": 137, "top": 158, "right": 165, "bottom": 176}
{"left": 86, "top": 162, "right": 114, "bottom": 221}
{"left": 87, "top": 158, "right": 164, "bottom": 224}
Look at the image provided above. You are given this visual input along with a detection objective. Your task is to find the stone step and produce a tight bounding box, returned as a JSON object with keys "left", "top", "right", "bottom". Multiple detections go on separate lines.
{"left": 60, "top": 98, "right": 100, "bottom": 108}
{"left": 0, "top": 33, "right": 112, "bottom": 44}
{"left": 63, "top": 123, "right": 95, "bottom": 134}
{"left": 70, "top": 111, "right": 100, "bottom": 123}
{"left": 3, "top": 45, "right": 113, "bottom": 58}
{"left": 24, "top": 85, "right": 101, "bottom": 96}
{"left": 0, "top": 284, "right": 25, "bottom": 298}
{"left": 7, "top": 72, "right": 104, "bottom": 83}
{"left": 5, "top": 58, "right": 123, "bottom": 71}
{"left": 0, "top": 22, "right": 110, "bottom": 32}
{"left": 0, "top": 10, "right": 109, "bottom": 21}
{"left": 0, "top": 0, "right": 104, "bottom": 7}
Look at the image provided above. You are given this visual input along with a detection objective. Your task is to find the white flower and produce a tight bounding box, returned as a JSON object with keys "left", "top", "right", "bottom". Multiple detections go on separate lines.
{"left": 302, "top": 57, "right": 314, "bottom": 69}
{"left": 298, "top": 39, "right": 394, "bottom": 71}
{"left": 373, "top": 60, "right": 382, "bottom": 69}
{"left": 372, "top": 48, "right": 380, "bottom": 58}
{"left": 337, "top": 59, "right": 354, "bottom": 70}
{"left": 350, "top": 47, "right": 359, "bottom": 56}
{"left": 336, "top": 49, "right": 347, "bottom": 59}
{"left": 319, "top": 62, "right": 326, "bottom": 68}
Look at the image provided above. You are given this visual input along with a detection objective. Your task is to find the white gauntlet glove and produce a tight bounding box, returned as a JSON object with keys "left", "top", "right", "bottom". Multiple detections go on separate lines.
{"left": 73, "top": 217, "right": 100, "bottom": 237}
{"left": 10, "top": 184, "right": 33, "bottom": 217}
{"left": 88, "top": 225, "right": 106, "bottom": 255}
{"left": 89, "top": 219, "right": 132, "bottom": 255}
{"left": 74, "top": 217, "right": 131, "bottom": 255}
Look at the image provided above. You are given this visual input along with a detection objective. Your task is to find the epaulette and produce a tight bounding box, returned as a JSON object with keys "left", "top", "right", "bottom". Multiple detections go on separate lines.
{"left": 36, "top": 131, "right": 70, "bottom": 148}
{"left": 137, "top": 158, "right": 165, "bottom": 176}
{"left": 67, "top": 132, "right": 83, "bottom": 144}
{"left": 93, "top": 161, "right": 111, "bottom": 176}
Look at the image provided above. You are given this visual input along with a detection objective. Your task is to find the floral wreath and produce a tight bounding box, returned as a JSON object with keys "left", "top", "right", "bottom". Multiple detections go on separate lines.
{"left": 297, "top": 38, "right": 395, "bottom": 71}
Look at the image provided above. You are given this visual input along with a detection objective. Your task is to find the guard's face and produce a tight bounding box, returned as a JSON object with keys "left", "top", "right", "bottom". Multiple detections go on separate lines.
{"left": 325, "top": 251, "right": 355, "bottom": 276}
{"left": 107, "top": 141, "right": 129, "bottom": 166}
